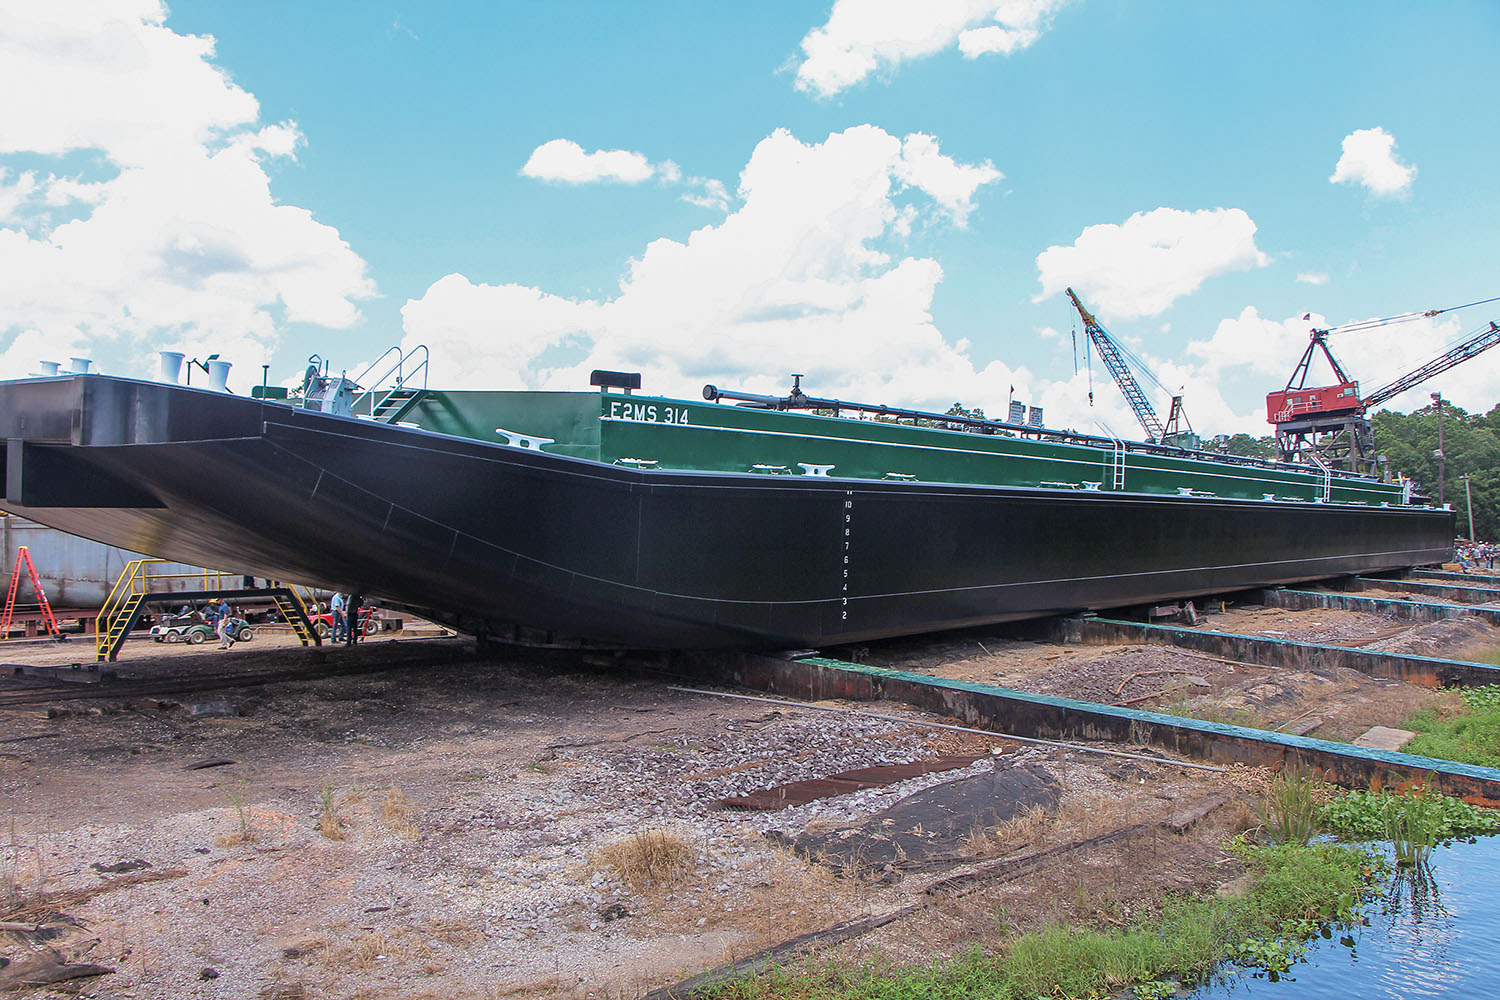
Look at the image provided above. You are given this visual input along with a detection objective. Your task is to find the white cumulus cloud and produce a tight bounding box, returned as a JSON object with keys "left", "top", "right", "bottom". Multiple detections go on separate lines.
{"left": 520, "top": 139, "right": 660, "bottom": 185}
{"left": 894, "top": 133, "right": 1002, "bottom": 227}
{"left": 681, "top": 177, "right": 731, "bottom": 212}
{"left": 404, "top": 125, "right": 1012, "bottom": 409}
{"left": 0, "top": 0, "right": 375, "bottom": 380}
{"left": 1295, "top": 272, "right": 1330, "bottom": 286}
{"left": 1185, "top": 307, "right": 1319, "bottom": 381}
{"left": 794, "top": 0, "right": 1066, "bottom": 99}
{"left": 521, "top": 138, "right": 733, "bottom": 213}
{"left": 1329, "top": 127, "right": 1415, "bottom": 197}
{"left": 1035, "top": 207, "right": 1271, "bottom": 319}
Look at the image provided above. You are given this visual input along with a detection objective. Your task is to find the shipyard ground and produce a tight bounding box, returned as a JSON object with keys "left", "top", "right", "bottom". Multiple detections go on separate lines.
{"left": 0, "top": 597, "right": 1494, "bottom": 999}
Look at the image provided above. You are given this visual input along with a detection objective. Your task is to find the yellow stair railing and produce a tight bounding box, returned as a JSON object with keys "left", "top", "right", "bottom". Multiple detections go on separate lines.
{"left": 269, "top": 583, "right": 321, "bottom": 646}
{"left": 95, "top": 558, "right": 165, "bottom": 661}
{"left": 95, "top": 563, "right": 325, "bottom": 660}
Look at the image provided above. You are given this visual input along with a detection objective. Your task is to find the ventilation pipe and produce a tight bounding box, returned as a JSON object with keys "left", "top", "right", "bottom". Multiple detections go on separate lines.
{"left": 35, "top": 361, "right": 59, "bottom": 377}
{"left": 68, "top": 357, "right": 92, "bottom": 373}
{"left": 207, "top": 359, "right": 232, "bottom": 392}
{"left": 158, "top": 351, "right": 185, "bottom": 384}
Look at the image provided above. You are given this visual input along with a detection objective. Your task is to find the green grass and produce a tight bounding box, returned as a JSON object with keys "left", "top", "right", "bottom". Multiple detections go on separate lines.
{"left": 1252, "top": 763, "right": 1321, "bottom": 845}
{"left": 1401, "top": 685, "right": 1500, "bottom": 769}
{"left": 698, "top": 840, "right": 1385, "bottom": 1000}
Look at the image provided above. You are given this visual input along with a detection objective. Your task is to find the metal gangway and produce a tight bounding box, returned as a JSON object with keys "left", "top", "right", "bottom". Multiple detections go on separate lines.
{"left": 95, "top": 561, "right": 322, "bottom": 662}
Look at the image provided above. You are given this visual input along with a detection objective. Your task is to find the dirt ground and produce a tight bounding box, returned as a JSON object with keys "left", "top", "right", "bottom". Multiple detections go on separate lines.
{"left": 0, "top": 597, "right": 1491, "bottom": 999}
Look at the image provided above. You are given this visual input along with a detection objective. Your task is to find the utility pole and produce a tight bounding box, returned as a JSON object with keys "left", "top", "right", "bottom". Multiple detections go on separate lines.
{"left": 1464, "top": 473, "right": 1474, "bottom": 541}
{"left": 1431, "top": 391, "right": 1446, "bottom": 506}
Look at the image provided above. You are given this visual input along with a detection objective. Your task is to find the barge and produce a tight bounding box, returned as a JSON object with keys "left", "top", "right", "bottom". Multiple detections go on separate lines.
{"left": 0, "top": 368, "right": 1452, "bottom": 648}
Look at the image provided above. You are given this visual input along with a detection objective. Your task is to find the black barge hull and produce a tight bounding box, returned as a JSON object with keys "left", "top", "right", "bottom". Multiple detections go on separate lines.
{"left": 0, "top": 376, "right": 1454, "bottom": 648}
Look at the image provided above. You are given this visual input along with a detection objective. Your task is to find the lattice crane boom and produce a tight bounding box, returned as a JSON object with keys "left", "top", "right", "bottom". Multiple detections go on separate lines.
{"left": 1363, "top": 320, "right": 1500, "bottom": 410}
{"left": 1066, "top": 287, "right": 1166, "bottom": 442}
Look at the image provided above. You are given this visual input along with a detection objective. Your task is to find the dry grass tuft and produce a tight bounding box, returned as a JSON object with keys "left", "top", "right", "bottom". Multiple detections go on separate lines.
{"left": 964, "top": 803, "right": 1052, "bottom": 858}
{"left": 593, "top": 828, "right": 695, "bottom": 892}
{"left": 318, "top": 784, "right": 348, "bottom": 841}
{"left": 216, "top": 789, "right": 259, "bottom": 847}
{"left": 328, "top": 929, "right": 431, "bottom": 971}
{"left": 1225, "top": 763, "right": 1278, "bottom": 798}
{"left": 380, "top": 787, "right": 419, "bottom": 839}
{"left": 1055, "top": 789, "right": 1135, "bottom": 840}
{"left": 349, "top": 932, "right": 391, "bottom": 968}
{"left": 425, "top": 916, "right": 482, "bottom": 946}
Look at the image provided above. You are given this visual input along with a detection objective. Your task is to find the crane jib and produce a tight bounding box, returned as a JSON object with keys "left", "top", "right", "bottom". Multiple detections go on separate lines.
{"left": 1064, "top": 287, "right": 1186, "bottom": 443}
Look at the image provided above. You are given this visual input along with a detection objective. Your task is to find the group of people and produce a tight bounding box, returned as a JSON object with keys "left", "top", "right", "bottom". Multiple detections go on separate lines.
{"left": 330, "top": 591, "right": 366, "bottom": 646}
{"left": 1455, "top": 542, "right": 1498, "bottom": 573}
{"left": 178, "top": 598, "right": 243, "bottom": 650}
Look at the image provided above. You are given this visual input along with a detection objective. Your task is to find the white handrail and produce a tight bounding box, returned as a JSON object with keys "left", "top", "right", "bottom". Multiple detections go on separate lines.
{"left": 352, "top": 346, "right": 404, "bottom": 388}
{"left": 1305, "top": 450, "right": 1333, "bottom": 502}
{"left": 350, "top": 345, "right": 430, "bottom": 417}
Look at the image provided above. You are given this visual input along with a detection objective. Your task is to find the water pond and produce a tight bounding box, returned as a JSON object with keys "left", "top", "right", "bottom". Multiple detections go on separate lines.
{"left": 1195, "top": 834, "right": 1500, "bottom": 998}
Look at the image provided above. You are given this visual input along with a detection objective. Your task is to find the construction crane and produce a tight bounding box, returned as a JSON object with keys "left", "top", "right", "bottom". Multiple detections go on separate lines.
{"left": 1065, "top": 287, "right": 1190, "bottom": 446}
{"left": 1267, "top": 295, "right": 1500, "bottom": 474}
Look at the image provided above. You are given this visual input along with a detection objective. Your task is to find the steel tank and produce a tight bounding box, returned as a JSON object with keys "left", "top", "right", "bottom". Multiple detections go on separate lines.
{"left": 0, "top": 512, "right": 229, "bottom": 610}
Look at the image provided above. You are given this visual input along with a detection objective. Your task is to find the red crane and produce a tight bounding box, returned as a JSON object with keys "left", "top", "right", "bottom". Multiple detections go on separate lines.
{"left": 1268, "top": 296, "right": 1500, "bottom": 473}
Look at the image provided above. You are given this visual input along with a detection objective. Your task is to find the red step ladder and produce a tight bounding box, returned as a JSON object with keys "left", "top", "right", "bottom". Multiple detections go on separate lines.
{"left": 1, "top": 545, "right": 62, "bottom": 639}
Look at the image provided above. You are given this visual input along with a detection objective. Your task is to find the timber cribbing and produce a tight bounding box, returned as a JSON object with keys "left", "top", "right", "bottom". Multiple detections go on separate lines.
{"left": 1030, "top": 616, "right": 1500, "bottom": 689}
{"left": 678, "top": 651, "right": 1500, "bottom": 809}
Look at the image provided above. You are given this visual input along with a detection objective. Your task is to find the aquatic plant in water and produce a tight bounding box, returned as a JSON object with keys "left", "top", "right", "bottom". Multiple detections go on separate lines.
{"left": 1252, "top": 762, "right": 1321, "bottom": 845}
{"left": 1318, "top": 786, "right": 1500, "bottom": 844}
{"left": 1383, "top": 790, "right": 1444, "bottom": 867}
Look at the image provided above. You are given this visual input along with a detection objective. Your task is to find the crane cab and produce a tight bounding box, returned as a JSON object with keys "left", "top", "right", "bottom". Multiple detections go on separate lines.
{"left": 1266, "top": 382, "right": 1362, "bottom": 424}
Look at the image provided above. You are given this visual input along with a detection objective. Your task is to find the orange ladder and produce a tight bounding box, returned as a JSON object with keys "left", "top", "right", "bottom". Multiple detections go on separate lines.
{"left": 0, "top": 545, "right": 62, "bottom": 639}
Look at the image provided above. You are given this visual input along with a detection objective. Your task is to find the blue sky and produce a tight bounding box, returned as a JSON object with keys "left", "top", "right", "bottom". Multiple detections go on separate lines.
{"left": 2, "top": 1, "right": 1498, "bottom": 437}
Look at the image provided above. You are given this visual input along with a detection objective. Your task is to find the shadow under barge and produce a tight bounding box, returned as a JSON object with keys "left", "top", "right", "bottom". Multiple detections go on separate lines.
{"left": 0, "top": 373, "right": 1453, "bottom": 648}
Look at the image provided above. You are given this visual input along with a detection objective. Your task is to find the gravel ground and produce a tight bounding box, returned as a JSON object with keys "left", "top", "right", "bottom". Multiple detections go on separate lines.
{"left": 0, "top": 638, "right": 1232, "bottom": 999}
{"left": 2, "top": 594, "right": 1487, "bottom": 999}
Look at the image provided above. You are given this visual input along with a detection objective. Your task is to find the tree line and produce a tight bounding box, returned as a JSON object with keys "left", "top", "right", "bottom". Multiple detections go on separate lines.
{"left": 1372, "top": 402, "right": 1500, "bottom": 541}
